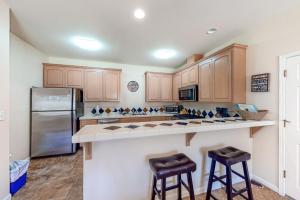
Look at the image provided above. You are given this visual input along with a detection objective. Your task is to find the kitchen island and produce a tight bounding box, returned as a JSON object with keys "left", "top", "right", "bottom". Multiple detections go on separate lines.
{"left": 72, "top": 119, "right": 275, "bottom": 200}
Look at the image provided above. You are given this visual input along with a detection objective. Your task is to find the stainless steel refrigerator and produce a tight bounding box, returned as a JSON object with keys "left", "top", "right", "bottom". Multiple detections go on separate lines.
{"left": 30, "top": 88, "right": 84, "bottom": 158}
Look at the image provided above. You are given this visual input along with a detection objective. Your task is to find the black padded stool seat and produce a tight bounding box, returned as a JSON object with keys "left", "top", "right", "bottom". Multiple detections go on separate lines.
{"left": 208, "top": 146, "right": 251, "bottom": 165}
{"left": 149, "top": 153, "right": 196, "bottom": 200}
{"left": 206, "top": 146, "right": 253, "bottom": 200}
{"left": 149, "top": 153, "right": 196, "bottom": 179}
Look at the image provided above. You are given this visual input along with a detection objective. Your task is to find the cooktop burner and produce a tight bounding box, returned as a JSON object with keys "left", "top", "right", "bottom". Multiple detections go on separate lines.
{"left": 173, "top": 114, "right": 204, "bottom": 120}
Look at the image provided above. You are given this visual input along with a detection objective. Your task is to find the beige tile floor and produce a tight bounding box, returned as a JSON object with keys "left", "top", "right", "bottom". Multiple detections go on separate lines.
{"left": 13, "top": 150, "right": 289, "bottom": 200}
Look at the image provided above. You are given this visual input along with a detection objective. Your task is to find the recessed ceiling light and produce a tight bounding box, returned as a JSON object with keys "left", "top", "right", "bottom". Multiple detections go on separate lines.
{"left": 72, "top": 36, "right": 103, "bottom": 51}
{"left": 154, "top": 49, "right": 177, "bottom": 59}
{"left": 207, "top": 28, "right": 217, "bottom": 34}
{"left": 134, "top": 8, "right": 145, "bottom": 19}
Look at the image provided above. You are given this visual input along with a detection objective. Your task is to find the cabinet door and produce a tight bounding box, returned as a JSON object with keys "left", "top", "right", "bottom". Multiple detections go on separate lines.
{"left": 181, "top": 65, "right": 198, "bottom": 87}
{"left": 44, "top": 65, "right": 65, "bottom": 88}
{"left": 181, "top": 68, "right": 190, "bottom": 87}
{"left": 199, "top": 61, "right": 213, "bottom": 102}
{"left": 172, "top": 72, "right": 181, "bottom": 101}
{"left": 161, "top": 74, "right": 173, "bottom": 101}
{"left": 146, "top": 73, "right": 161, "bottom": 101}
{"left": 84, "top": 69, "right": 103, "bottom": 101}
{"left": 103, "top": 70, "right": 120, "bottom": 101}
{"left": 189, "top": 64, "right": 199, "bottom": 85}
{"left": 65, "top": 67, "right": 84, "bottom": 88}
{"left": 212, "top": 52, "right": 232, "bottom": 102}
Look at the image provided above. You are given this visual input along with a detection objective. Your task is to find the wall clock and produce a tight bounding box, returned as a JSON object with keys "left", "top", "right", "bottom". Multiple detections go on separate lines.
{"left": 127, "top": 81, "right": 139, "bottom": 92}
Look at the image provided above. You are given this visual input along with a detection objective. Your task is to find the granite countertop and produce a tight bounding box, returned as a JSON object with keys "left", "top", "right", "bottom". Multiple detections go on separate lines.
{"left": 72, "top": 119, "right": 276, "bottom": 143}
{"left": 79, "top": 112, "right": 175, "bottom": 120}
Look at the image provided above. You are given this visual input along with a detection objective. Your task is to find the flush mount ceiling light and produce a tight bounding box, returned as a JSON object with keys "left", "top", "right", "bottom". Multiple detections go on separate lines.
{"left": 134, "top": 8, "right": 145, "bottom": 19}
{"left": 154, "top": 49, "right": 177, "bottom": 59}
{"left": 72, "top": 36, "right": 103, "bottom": 51}
{"left": 207, "top": 28, "right": 217, "bottom": 34}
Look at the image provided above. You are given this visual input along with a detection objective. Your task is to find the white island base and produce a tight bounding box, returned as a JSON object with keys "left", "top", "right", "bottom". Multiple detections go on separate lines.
{"left": 73, "top": 119, "right": 275, "bottom": 200}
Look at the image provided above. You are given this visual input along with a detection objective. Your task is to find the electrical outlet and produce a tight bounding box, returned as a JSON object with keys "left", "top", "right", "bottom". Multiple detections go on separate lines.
{"left": 0, "top": 110, "right": 5, "bottom": 121}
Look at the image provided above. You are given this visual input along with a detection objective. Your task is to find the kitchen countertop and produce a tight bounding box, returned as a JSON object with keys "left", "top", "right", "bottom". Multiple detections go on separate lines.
{"left": 79, "top": 112, "right": 175, "bottom": 120}
{"left": 72, "top": 119, "right": 276, "bottom": 143}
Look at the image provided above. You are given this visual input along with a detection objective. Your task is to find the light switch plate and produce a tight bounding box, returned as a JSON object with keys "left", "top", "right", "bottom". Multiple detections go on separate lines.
{"left": 0, "top": 110, "right": 5, "bottom": 121}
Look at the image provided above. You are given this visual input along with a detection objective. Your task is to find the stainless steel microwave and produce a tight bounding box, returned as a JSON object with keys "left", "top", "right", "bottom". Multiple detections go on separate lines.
{"left": 179, "top": 85, "right": 198, "bottom": 101}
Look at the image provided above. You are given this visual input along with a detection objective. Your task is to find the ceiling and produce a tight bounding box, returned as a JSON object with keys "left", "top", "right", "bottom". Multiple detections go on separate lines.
{"left": 7, "top": 0, "right": 300, "bottom": 68}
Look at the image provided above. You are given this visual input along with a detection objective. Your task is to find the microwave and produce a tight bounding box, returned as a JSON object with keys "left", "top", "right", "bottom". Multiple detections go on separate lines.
{"left": 164, "top": 105, "right": 179, "bottom": 113}
{"left": 179, "top": 85, "right": 198, "bottom": 101}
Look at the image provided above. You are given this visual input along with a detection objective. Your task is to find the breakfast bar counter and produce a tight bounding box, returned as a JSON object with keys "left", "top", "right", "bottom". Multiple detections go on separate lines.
{"left": 72, "top": 119, "right": 275, "bottom": 200}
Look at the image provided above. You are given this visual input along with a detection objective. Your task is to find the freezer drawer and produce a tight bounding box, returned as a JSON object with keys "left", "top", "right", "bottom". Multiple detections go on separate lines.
{"left": 31, "top": 111, "right": 74, "bottom": 157}
{"left": 31, "top": 88, "right": 73, "bottom": 111}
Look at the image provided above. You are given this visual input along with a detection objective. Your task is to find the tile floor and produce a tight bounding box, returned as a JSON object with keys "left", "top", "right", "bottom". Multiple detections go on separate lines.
{"left": 12, "top": 150, "right": 289, "bottom": 200}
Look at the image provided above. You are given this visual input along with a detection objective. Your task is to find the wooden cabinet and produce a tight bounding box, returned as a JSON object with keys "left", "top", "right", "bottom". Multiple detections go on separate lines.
{"left": 80, "top": 119, "right": 98, "bottom": 129}
{"left": 84, "top": 69, "right": 104, "bottom": 101}
{"left": 181, "top": 64, "right": 198, "bottom": 87}
{"left": 103, "top": 70, "right": 120, "bottom": 101}
{"left": 84, "top": 69, "right": 121, "bottom": 102}
{"left": 197, "top": 44, "right": 247, "bottom": 103}
{"left": 172, "top": 72, "right": 181, "bottom": 101}
{"left": 65, "top": 67, "right": 84, "bottom": 88}
{"left": 43, "top": 65, "right": 65, "bottom": 88}
{"left": 212, "top": 52, "right": 232, "bottom": 102}
{"left": 43, "top": 64, "right": 84, "bottom": 88}
{"left": 160, "top": 74, "right": 173, "bottom": 101}
{"left": 198, "top": 60, "right": 213, "bottom": 102}
{"left": 146, "top": 72, "right": 173, "bottom": 102}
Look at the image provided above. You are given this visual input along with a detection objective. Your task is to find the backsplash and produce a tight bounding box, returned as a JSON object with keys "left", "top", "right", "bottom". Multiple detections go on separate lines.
{"left": 84, "top": 102, "right": 239, "bottom": 118}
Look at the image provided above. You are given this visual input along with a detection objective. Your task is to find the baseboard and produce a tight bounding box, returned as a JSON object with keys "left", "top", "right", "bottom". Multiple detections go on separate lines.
{"left": 252, "top": 175, "right": 279, "bottom": 193}
{"left": 2, "top": 194, "right": 11, "bottom": 200}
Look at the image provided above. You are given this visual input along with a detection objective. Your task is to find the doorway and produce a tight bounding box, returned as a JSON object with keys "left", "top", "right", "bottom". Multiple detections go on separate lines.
{"left": 279, "top": 51, "right": 300, "bottom": 199}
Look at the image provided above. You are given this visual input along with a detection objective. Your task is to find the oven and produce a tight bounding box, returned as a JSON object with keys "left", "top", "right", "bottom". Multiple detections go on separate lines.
{"left": 179, "top": 85, "right": 198, "bottom": 101}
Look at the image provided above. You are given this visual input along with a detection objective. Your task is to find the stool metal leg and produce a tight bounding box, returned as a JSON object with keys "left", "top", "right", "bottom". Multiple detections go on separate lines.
{"left": 187, "top": 172, "right": 195, "bottom": 200}
{"left": 177, "top": 174, "right": 182, "bottom": 200}
{"left": 226, "top": 166, "right": 233, "bottom": 200}
{"left": 242, "top": 161, "right": 254, "bottom": 200}
{"left": 206, "top": 160, "right": 216, "bottom": 200}
{"left": 161, "top": 178, "right": 166, "bottom": 200}
{"left": 151, "top": 176, "right": 157, "bottom": 200}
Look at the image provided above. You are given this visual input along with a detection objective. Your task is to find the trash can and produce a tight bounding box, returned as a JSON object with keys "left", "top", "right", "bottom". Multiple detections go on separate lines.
{"left": 10, "top": 159, "right": 30, "bottom": 195}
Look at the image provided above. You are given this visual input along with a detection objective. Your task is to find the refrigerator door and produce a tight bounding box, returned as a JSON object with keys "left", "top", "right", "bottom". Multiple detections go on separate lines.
{"left": 31, "top": 111, "right": 73, "bottom": 157}
{"left": 31, "top": 88, "right": 73, "bottom": 111}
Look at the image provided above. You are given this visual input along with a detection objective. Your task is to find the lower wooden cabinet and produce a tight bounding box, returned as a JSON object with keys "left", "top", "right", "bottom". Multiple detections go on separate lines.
{"left": 145, "top": 72, "right": 173, "bottom": 102}
{"left": 80, "top": 119, "right": 98, "bottom": 129}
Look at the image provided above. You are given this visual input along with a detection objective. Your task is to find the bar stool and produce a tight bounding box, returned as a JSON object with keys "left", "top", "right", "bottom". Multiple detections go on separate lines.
{"left": 206, "top": 146, "right": 254, "bottom": 200}
{"left": 149, "top": 153, "right": 196, "bottom": 200}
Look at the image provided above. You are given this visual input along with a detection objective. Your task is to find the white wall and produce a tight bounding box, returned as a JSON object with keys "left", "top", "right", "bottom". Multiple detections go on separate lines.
{"left": 0, "top": 1, "right": 10, "bottom": 199}
{"left": 206, "top": 7, "right": 300, "bottom": 189}
{"left": 47, "top": 57, "right": 176, "bottom": 113}
{"left": 9, "top": 34, "right": 47, "bottom": 160}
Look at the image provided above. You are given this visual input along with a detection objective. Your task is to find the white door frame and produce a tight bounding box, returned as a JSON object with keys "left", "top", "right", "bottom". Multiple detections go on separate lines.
{"left": 278, "top": 50, "right": 300, "bottom": 196}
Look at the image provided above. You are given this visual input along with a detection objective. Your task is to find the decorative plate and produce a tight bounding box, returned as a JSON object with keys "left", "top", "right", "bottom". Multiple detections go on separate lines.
{"left": 127, "top": 81, "right": 139, "bottom": 92}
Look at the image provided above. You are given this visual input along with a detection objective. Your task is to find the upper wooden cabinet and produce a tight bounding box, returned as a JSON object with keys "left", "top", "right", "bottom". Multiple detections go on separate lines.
{"left": 103, "top": 70, "right": 120, "bottom": 101}
{"left": 43, "top": 64, "right": 84, "bottom": 88}
{"left": 181, "top": 64, "right": 198, "bottom": 87}
{"left": 197, "top": 44, "right": 247, "bottom": 103}
{"left": 43, "top": 63, "right": 121, "bottom": 102}
{"left": 84, "top": 69, "right": 121, "bottom": 102}
{"left": 84, "top": 69, "right": 103, "bottom": 101}
{"left": 65, "top": 67, "right": 84, "bottom": 88}
{"left": 212, "top": 52, "right": 232, "bottom": 102}
{"left": 172, "top": 72, "right": 181, "bottom": 101}
{"left": 198, "top": 60, "right": 213, "bottom": 102}
{"left": 146, "top": 72, "right": 173, "bottom": 102}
